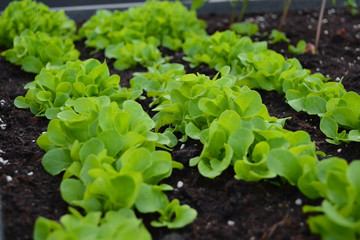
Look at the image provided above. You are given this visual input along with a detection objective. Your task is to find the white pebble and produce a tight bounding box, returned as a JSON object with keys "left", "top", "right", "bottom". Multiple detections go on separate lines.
{"left": 0, "top": 100, "right": 5, "bottom": 106}
{"left": 0, "top": 149, "right": 4, "bottom": 153}
{"left": 177, "top": 181, "right": 184, "bottom": 188}
{"left": 337, "top": 148, "right": 342, "bottom": 153}
{"left": 227, "top": 220, "right": 235, "bottom": 226}
{"left": 0, "top": 157, "right": 8, "bottom": 165}
{"left": 308, "top": 25, "right": 313, "bottom": 30}
{"left": 180, "top": 144, "right": 185, "bottom": 150}
{"left": 335, "top": 77, "right": 341, "bottom": 81}
{"left": 27, "top": 171, "right": 34, "bottom": 176}
{"left": 0, "top": 124, "right": 6, "bottom": 130}
{"left": 324, "top": 30, "right": 329, "bottom": 35}
{"left": 295, "top": 198, "right": 303, "bottom": 206}
{"left": 322, "top": 18, "right": 328, "bottom": 24}
{"left": 6, "top": 175, "right": 13, "bottom": 182}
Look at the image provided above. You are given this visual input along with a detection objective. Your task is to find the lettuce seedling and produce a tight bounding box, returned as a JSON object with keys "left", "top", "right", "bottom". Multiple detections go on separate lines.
{"left": 0, "top": 0, "right": 77, "bottom": 47}
{"left": 268, "top": 29, "right": 290, "bottom": 44}
{"left": 288, "top": 40, "right": 307, "bottom": 55}
{"left": 105, "top": 40, "right": 166, "bottom": 70}
{"left": 14, "top": 59, "right": 141, "bottom": 118}
{"left": 34, "top": 208, "right": 151, "bottom": 240}
{"left": 1, "top": 30, "right": 80, "bottom": 74}
{"left": 231, "top": 22, "right": 259, "bottom": 36}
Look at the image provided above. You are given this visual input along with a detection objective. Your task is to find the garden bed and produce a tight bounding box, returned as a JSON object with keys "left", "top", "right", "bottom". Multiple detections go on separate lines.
{"left": 1, "top": 6, "right": 360, "bottom": 240}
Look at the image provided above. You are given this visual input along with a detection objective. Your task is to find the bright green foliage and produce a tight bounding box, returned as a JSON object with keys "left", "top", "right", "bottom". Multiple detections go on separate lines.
{"left": 0, "top": 0, "right": 77, "bottom": 47}
{"left": 189, "top": 108, "right": 317, "bottom": 180}
{"left": 288, "top": 40, "right": 307, "bottom": 55}
{"left": 79, "top": 0, "right": 206, "bottom": 70}
{"left": 231, "top": 22, "right": 259, "bottom": 36}
{"left": 34, "top": 208, "right": 152, "bottom": 240}
{"left": 303, "top": 159, "right": 360, "bottom": 240}
{"left": 183, "top": 30, "right": 268, "bottom": 71}
{"left": 1, "top": 30, "right": 80, "bottom": 74}
{"left": 285, "top": 74, "right": 346, "bottom": 115}
{"left": 36, "top": 96, "right": 194, "bottom": 227}
{"left": 151, "top": 199, "right": 197, "bottom": 229}
{"left": 14, "top": 59, "right": 141, "bottom": 118}
{"left": 79, "top": 1, "right": 205, "bottom": 51}
{"left": 191, "top": 0, "right": 207, "bottom": 10}
{"left": 183, "top": 29, "right": 358, "bottom": 145}
{"left": 268, "top": 29, "right": 290, "bottom": 44}
{"left": 130, "top": 63, "right": 186, "bottom": 98}
{"left": 235, "top": 127, "right": 318, "bottom": 186}
{"left": 37, "top": 97, "right": 170, "bottom": 173}
{"left": 152, "top": 68, "right": 281, "bottom": 140}
{"left": 320, "top": 91, "right": 360, "bottom": 144}
{"left": 105, "top": 40, "right": 166, "bottom": 70}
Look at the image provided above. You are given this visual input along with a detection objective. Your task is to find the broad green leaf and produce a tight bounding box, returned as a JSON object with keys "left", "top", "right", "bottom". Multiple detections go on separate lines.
{"left": 60, "top": 179, "right": 85, "bottom": 204}
{"left": 266, "top": 149, "right": 302, "bottom": 185}
{"left": 42, "top": 148, "right": 72, "bottom": 175}
{"left": 22, "top": 56, "right": 44, "bottom": 73}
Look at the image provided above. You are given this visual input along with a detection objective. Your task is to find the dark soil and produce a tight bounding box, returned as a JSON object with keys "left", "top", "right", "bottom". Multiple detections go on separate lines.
{"left": 1, "top": 7, "right": 360, "bottom": 240}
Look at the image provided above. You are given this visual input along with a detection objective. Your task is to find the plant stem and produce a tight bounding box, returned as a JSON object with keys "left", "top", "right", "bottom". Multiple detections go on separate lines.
{"left": 238, "top": 0, "right": 248, "bottom": 22}
{"left": 229, "top": 0, "right": 239, "bottom": 24}
{"left": 315, "top": 0, "right": 327, "bottom": 54}
{"left": 278, "top": 0, "right": 292, "bottom": 31}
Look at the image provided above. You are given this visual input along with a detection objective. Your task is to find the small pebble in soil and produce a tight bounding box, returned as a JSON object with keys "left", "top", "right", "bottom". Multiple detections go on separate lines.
{"left": 0, "top": 99, "right": 5, "bottom": 106}
{"left": 227, "top": 220, "right": 235, "bottom": 226}
{"left": 180, "top": 144, "right": 185, "bottom": 150}
{"left": 295, "top": 198, "right": 303, "bottom": 206}
{"left": 337, "top": 148, "right": 342, "bottom": 153}
{"left": 6, "top": 175, "right": 13, "bottom": 182}
{"left": 177, "top": 181, "right": 184, "bottom": 188}
{"left": 322, "top": 18, "right": 328, "bottom": 24}
{"left": 324, "top": 30, "right": 329, "bottom": 35}
{"left": 0, "top": 118, "right": 6, "bottom": 130}
{"left": 308, "top": 25, "right": 313, "bottom": 29}
{"left": 335, "top": 77, "right": 341, "bottom": 81}
{"left": 328, "top": 9, "right": 336, "bottom": 15}
{"left": 0, "top": 157, "right": 9, "bottom": 165}
{"left": 27, "top": 171, "right": 33, "bottom": 176}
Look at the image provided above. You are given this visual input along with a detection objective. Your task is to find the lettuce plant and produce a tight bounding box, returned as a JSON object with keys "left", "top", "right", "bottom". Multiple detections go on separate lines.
{"left": 79, "top": 1, "right": 206, "bottom": 51}
{"left": 36, "top": 96, "right": 195, "bottom": 228}
{"left": 288, "top": 40, "right": 307, "bottom": 55}
{"left": 105, "top": 40, "right": 166, "bottom": 70}
{"left": 1, "top": 30, "right": 80, "bottom": 74}
{"left": 268, "top": 29, "right": 290, "bottom": 44}
{"left": 303, "top": 159, "right": 360, "bottom": 240}
{"left": 0, "top": 0, "right": 77, "bottom": 47}
{"left": 79, "top": 0, "right": 206, "bottom": 70}
{"left": 231, "top": 22, "right": 259, "bottom": 36}
{"left": 14, "top": 59, "right": 141, "bottom": 118}
{"left": 34, "top": 208, "right": 152, "bottom": 240}
{"left": 130, "top": 63, "right": 186, "bottom": 98}
{"left": 320, "top": 92, "right": 360, "bottom": 144}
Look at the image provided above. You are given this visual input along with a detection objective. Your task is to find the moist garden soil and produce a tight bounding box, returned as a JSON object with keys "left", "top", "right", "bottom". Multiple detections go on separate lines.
{"left": 1, "top": 7, "right": 360, "bottom": 240}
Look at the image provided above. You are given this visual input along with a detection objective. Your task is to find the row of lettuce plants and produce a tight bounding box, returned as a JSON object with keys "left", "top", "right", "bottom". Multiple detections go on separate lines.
{"left": 14, "top": 59, "right": 197, "bottom": 238}
{"left": 181, "top": 30, "right": 360, "bottom": 144}
{"left": 1, "top": 0, "right": 360, "bottom": 239}
{"left": 135, "top": 63, "right": 360, "bottom": 239}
